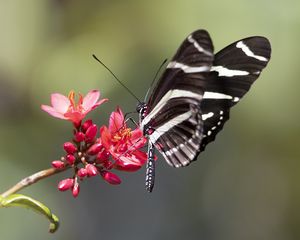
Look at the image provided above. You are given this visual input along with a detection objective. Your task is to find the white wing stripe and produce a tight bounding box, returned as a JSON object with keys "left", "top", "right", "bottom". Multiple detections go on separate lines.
{"left": 203, "top": 91, "right": 240, "bottom": 102}
{"left": 236, "top": 41, "right": 268, "bottom": 62}
{"left": 167, "top": 61, "right": 210, "bottom": 73}
{"left": 142, "top": 89, "right": 202, "bottom": 126}
{"left": 149, "top": 111, "right": 192, "bottom": 144}
{"left": 202, "top": 112, "right": 214, "bottom": 120}
{"left": 187, "top": 35, "right": 213, "bottom": 56}
{"left": 211, "top": 65, "right": 249, "bottom": 77}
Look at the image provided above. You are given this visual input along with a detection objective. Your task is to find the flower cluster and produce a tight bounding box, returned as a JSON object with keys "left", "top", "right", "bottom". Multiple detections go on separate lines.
{"left": 42, "top": 90, "right": 147, "bottom": 197}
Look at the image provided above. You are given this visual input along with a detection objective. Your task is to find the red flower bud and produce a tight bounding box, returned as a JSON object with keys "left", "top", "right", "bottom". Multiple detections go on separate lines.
{"left": 63, "top": 142, "right": 77, "bottom": 154}
{"left": 96, "top": 149, "right": 110, "bottom": 162}
{"left": 66, "top": 154, "right": 76, "bottom": 165}
{"left": 85, "top": 124, "right": 98, "bottom": 142}
{"left": 87, "top": 143, "right": 103, "bottom": 155}
{"left": 74, "top": 132, "right": 85, "bottom": 142}
{"left": 103, "top": 160, "right": 113, "bottom": 170}
{"left": 72, "top": 179, "right": 80, "bottom": 198}
{"left": 86, "top": 164, "right": 98, "bottom": 176}
{"left": 82, "top": 119, "right": 93, "bottom": 132}
{"left": 58, "top": 178, "right": 74, "bottom": 191}
{"left": 101, "top": 171, "right": 121, "bottom": 185}
{"left": 77, "top": 168, "right": 88, "bottom": 178}
{"left": 51, "top": 160, "right": 65, "bottom": 169}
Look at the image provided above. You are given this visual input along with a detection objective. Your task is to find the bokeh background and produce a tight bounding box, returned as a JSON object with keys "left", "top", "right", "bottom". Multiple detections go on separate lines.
{"left": 0, "top": 0, "right": 299, "bottom": 239}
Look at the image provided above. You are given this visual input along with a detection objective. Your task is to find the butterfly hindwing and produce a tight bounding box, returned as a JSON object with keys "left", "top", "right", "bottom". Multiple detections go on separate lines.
{"left": 200, "top": 36, "right": 271, "bottom": 151}
{"left": 148, "top": 97, "right": 203, "bottom": 167}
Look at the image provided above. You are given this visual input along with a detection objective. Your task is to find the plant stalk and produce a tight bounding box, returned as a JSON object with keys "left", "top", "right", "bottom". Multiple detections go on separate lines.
{"left": 0, "top": 167, "right": 68, "bottom": 198}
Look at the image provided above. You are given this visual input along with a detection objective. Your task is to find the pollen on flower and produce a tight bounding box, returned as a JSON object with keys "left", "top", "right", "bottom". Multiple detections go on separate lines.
{"left": 112, "top": 127, "right": 132, "bottom": 143}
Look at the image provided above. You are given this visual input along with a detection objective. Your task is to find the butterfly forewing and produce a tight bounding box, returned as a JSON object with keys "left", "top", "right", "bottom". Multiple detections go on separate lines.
{"left": 200, "top": 36, "right": 271, "bottom": 151}
{"left": 142, "top": 30, "right": 214, "bottom": 168}
{"left": 147, "top": 30, "right": 214, "bottom": 111}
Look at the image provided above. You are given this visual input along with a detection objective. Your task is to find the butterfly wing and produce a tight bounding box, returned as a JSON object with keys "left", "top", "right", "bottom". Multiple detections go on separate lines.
{"left": 142, "top": 29, "right": 214, "bottom": 167}
{"left": 147, "top": 29, "right": 214, "bottom": 110}
{"left": 200, "top": 36, "right": 271, "bottom": 151}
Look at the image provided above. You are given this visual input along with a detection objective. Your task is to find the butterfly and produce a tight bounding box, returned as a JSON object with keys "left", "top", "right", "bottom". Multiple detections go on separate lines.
{"left": 135, "top": 29, "right": 271, "bottom": 192}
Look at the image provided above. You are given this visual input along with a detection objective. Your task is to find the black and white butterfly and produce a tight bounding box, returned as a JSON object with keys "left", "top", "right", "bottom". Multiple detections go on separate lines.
{"left": 136, "top": 29, "right": 271, "bottom": 192}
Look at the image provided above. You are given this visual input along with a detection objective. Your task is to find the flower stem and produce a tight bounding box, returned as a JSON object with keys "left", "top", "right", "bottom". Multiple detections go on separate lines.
{"left": 0, "top": 167, "right": 68, "bottom": 198}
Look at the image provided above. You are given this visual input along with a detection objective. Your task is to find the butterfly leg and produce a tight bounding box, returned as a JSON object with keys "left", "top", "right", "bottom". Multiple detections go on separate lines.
{"left": 145, "top": 142, "right": 155, "bottom": 192}
{"left": 125, "top": 117, "right": 138, "bottom": 127}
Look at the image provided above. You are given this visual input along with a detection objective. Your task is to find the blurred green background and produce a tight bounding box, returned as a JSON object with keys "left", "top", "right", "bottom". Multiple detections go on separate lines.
{"left": 0, "top": 0, "right": 299, "bottom": 239}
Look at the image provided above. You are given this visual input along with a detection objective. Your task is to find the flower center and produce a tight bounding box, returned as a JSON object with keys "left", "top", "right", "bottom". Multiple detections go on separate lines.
{"left": 67, "top": 91, "right": 84, "bottom": 113}
{"left": 112, "top": 127, "right": 132, "bottom": 144}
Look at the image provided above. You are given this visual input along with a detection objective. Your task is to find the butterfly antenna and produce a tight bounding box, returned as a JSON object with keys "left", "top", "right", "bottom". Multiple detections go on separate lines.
{"left": 144, "top": 58, "right": 168, "bottom": 102}
{"left": 92, "top": 54, "right": 142, "bottom": 103}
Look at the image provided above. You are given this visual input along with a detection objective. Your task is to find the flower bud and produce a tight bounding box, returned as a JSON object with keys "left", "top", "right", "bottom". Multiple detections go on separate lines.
{"left": 96, "top": 149, "right": 110, "bottom": 162}
{"left": 77, "top": 168, "right": 88, "bottom": 178}
{"left": 74, "top": 132, "right": 85, "bottom": 142}
{"left": 58, "top": 178, "right": 74, "bottom": 191}
{"left": 72, "top": 179, "right": 80, "bottom": 198}
{"left": 51, "top": 160, "right": 65, "bottom": 169}
{"left": 101, "top": 171, "right": 121, "bottom": 185}
{"left": 86, "top": 164, "right": 98, "bottom": 176}
{"left": 87, "top": 143, "right": 103, "bottom": 155}
{"left": 82, "top": 119, "right": 93, "bottom": 132}
{"left": 103, "top": 160, "right": 113, "bottom": 170}
{"left": 85, "top": 124, "right": 98, "bottom": 142}
{"left": 63, "top": 142, "right": 77, "bottom": 154}
{"left": 66, "top": 154, "right": 76, "bottom": 165}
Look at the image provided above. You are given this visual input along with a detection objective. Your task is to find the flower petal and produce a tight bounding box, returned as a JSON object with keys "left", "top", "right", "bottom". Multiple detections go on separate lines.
{"left": 89, "top": 98, "right": 108, "bottom": 111}
{"left": 82, "top": 90, "right": 100, "bottom": 110}
{"left": 100, "top": 126, "right": 112, "bottom": 149}
{"left": 50, "top": 93, "right": 70, "bottom": 113}
{"left": 114, "top": 162, "right": 142, "bottom": 172}
{"left": 41, "top": 105, "right": 67, "bottom": 119}
{"left": 131, "top": 150, "right": 148, "bottom": 164}
{"left": 109, "top": 107, "right": 125, "bottom": 133}
{"left": 112, "top": 149, "right": 147, "bottom": 172}
{"left": 64, "top": 111, "right": 85, "bottom": 124}
{"left": 130, "top": 129, "right": 147, "bottom": 149}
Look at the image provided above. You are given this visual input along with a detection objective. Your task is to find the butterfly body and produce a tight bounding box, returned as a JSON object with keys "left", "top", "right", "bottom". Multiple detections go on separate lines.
{"left": 137, "top": 29, "right": 271, "bottom": 192}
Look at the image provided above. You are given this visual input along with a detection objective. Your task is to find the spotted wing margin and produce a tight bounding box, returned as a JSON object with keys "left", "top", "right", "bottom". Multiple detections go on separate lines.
{"left": 147, "top": 29, "right": 214, "bottom": 111}
{"left": 147, "top": 97, "right": 203, "bottom": 168}
{"left": 200, "top": 36, "right": 271, "bottom": 151}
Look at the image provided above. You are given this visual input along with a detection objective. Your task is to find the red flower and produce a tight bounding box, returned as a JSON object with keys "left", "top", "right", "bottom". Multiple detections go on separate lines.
{"left": 41, "top": 90, "right": 107, "bottom": 126}
{"left": 100, "top": 107, "right": 147, "bottom": 172}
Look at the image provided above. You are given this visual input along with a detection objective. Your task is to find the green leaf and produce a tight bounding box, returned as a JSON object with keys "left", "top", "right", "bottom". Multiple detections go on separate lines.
{"left": 0, "top": 194, "right": 59, "bottom": 233}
